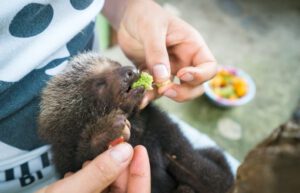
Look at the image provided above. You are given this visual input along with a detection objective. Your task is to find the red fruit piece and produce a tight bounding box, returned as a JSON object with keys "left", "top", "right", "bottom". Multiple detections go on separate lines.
{"left": 108, "top": 136, "right": 125, "bottom": 148}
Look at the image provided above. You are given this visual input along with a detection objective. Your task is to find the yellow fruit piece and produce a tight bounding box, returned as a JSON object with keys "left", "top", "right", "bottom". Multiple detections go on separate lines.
{"left": 233, "top": 77, "right": 247, "bottom": 87}
{"left": 210, "top": 75, "right": 224, "bottom": 88}
{"left": 235, "top": 85, "right": 247, "bottom": 97}
{"left": 219, "top": 69, "right": 231, "bottom": 76}
{"left": 229, "top": 95, "right": 238, "bottom": 100}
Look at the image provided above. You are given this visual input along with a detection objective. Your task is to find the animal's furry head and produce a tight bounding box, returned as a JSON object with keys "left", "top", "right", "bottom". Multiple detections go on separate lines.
{"left": 38, "top": 53, "right": 144, "bottom": 143}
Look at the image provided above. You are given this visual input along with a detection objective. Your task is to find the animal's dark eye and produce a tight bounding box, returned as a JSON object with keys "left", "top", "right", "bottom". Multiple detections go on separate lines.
{"left": 94, "top": 79, "right": 106, "bottom": 88}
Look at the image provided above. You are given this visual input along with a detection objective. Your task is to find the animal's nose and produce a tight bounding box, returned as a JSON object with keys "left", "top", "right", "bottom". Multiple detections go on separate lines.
{"left": 121, "top": 66, "right": 138, "bottom": 83}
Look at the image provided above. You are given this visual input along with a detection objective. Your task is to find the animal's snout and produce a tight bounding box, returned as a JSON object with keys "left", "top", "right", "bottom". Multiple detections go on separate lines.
{"left": 120, "top": 66, "right": 139, "bottom": 84}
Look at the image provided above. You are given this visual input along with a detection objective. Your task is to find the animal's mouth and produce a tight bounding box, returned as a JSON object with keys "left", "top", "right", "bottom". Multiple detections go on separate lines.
{"left": 118, "top": 69, "right": 145, "bottom": 119}
{"left": 124, "top": 73, "right": 145, "bottom": 96}
{"left": 126, "top": 86, "right": 145, "bottom": 97}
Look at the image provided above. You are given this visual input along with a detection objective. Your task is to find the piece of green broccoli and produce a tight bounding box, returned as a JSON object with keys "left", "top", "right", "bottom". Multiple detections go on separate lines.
{"left": 131, "top": 72, "right": 153, "bottom": 90}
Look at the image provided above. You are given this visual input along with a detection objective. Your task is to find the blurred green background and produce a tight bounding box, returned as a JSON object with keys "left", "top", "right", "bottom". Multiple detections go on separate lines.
{"left": 100, "top": 0, "right": 300, "bottom": 161}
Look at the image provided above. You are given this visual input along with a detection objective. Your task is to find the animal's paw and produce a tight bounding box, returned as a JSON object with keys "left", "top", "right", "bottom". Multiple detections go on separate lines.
{"left": 92, "top": 110, "right": 131, "bottom": 148}
{"left": 78, "top": 110, "right": 131, "bottom": 157}
{"left": 110, "top": 113, "right": 131, "bottom": 143}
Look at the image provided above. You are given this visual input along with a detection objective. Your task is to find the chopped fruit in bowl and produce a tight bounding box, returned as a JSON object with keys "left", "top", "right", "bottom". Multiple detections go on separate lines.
{"left": 204, "top": 66, "right": 255, "bottom": 107}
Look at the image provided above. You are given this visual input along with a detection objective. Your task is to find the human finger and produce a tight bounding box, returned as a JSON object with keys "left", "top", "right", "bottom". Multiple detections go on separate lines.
{"left": 142, "top": 24, "right": 171, "bottom": 84}
{"left": 109, "top": 168, "right": 129, "bottom": 193}
{"left": 64, "top": 172, "right": 74, "bottom": 178}
{"left": 139, "top": 89, "right": 161, "bottom": 109}
{"left": 63, "top": 160, "right": 91, "bottom": 179}
{"left": 177, "top": 62, "right": 217, "bottom": 86}
{"left": 82, "top": 160, "right": 91, "bottom": 168}
{"left": 140, "top": 92, "right": 154, "bottom": 110}
{"left": 127, "top": 145, "right": 151, "bottom": 193}
{"left": 45, "top": 143, "right": 133, "bottom": 193}
{"left": 163, "top": 83, "right": 205, "bottom": 102}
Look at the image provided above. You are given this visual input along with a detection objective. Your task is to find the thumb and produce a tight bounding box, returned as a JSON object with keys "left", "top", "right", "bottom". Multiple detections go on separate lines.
{"left": 45, "top": 143, "right": 133, "bottom": 193}
{"left": 143, "top": 28, "right": 170, "bottom": 84}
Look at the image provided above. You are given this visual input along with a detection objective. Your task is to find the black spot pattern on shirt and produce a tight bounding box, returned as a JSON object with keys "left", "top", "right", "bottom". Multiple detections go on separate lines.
{"left": 0, "top": 58, "right": 68, "bottom": 150}
{"left": 9, "top": 3, "right": 54, "bottom": 38}
{"left": 67, "top": 22, "right": 95, "bottom": 55}
{"left": 70, "top": 0, "right": 94, "bottom": 10}
{"left": 1, "top": 21, "right": 95, "bottom": 150}
{"left": 0, "top": 81, "right": 14, "bottom": 94}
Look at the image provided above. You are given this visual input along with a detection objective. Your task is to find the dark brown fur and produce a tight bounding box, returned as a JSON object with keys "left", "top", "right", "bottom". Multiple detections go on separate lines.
{"left": 228, "top": 106, "right": 300, "bottom": 193}
{"left": 38, "top": 53, "right": 234, "bottom": 193}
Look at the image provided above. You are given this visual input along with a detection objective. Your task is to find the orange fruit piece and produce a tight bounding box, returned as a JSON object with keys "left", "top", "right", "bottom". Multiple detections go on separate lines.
{"left": 236, "top": 86, "right": 247, "bottom": 97}
{"left": 211, "top": 75, "right": 224, "bottom": 88}
{"left": 108, "top": 136, "right": 125, "bottom": 148}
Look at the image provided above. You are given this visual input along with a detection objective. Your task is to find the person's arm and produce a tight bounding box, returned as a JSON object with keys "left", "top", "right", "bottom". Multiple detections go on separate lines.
{"left": 36, "top": 144, "right": 150, "bottom": 193}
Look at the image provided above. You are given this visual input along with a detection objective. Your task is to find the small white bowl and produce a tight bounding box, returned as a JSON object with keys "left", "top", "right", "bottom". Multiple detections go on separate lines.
{"left": 204, "top": 66, "right": 256, "bottom": 107}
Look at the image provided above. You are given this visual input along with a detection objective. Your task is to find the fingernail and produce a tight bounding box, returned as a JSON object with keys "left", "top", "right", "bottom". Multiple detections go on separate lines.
{"left": 153, "top": 64, "right": 169, "bottom": 80}
{"left": 164, "top": 89, "right": 177, "bottom": 98}
{"left": 110, "top": 143, "right": 132, "bottom": 163}
{"left": 180, "top": 73, "right": 194, "bottom": 82}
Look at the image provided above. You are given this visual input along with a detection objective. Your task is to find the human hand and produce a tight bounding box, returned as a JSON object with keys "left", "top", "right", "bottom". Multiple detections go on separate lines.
{"left": 36, "top": 144, "right": 150, "bottom": 193}
{"left": 115, "top": 0, "right": 217, "bottom": 107}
